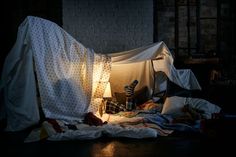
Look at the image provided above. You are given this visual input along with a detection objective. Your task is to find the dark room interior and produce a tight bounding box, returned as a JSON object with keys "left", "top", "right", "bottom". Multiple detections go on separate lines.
{"left": 1, "top": 0, "right": 236, "bottom": 156}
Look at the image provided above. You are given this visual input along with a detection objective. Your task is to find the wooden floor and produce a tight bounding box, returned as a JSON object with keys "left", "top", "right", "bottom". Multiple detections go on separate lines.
{"left": 1, "top": 128, "right": 235, "bottom": 157}
{"left": 1, "top": 136, "right": 234, "bottom": 157}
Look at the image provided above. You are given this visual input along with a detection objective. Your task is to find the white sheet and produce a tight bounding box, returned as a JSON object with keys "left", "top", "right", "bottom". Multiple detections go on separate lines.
{"left": 0, "top": 16, "right": 111, "bottom": 131}
{"left": 47, "top": 124, "right": 158, "bottom": 141}
{"left": 109, "top": 41, "right": 201, "bottom": 95}
{"left": 0, "top": 19, "right": 40, "bottom": 131}
{"left": 161, "top": 96, "right": 221, "bottom": 119}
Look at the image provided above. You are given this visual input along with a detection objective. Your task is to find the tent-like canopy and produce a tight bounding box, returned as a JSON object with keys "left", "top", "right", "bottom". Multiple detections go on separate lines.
{"left": 0, "top": 16, "right": 202, "bottom": 132}
{"left": 109, "top": 41, "right": 201, "bottom": 94}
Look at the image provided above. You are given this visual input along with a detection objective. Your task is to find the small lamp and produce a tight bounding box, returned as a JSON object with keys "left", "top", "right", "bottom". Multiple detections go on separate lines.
{"left": 99, "top": 82, "right": 112, "bottom": 117}
{"left": 103, "top": 82, "right": 112, "bottom": 99}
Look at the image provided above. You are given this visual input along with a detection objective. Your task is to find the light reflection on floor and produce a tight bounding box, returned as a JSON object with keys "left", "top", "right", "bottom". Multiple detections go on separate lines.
{"left": 92, "top": 142, "right": 115, "bottom": 157}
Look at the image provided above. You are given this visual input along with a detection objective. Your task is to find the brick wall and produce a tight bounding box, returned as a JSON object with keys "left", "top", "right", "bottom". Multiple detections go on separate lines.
{"left": 62, "top": 0, "right": 153, "bottom": 53}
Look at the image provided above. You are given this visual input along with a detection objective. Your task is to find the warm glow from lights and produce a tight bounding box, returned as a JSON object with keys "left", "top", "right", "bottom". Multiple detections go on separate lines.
{"left": 93, "top": 143, "right": 115, "bottom": 157}
{"left": 103, "top": 82, "right": 112, "bottom": 98}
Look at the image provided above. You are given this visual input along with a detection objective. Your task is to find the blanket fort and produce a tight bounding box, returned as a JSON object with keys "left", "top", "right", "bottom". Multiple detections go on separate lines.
{"left": 1, "top": 16, "right": 204, "bottom": 132}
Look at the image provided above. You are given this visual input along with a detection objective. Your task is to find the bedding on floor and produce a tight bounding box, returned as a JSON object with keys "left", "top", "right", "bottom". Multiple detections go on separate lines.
{"left": 24, "top": 96, "right": 220, "bottom": 142}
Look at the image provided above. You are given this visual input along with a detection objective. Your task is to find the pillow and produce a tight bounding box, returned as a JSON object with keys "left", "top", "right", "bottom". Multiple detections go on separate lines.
{"left": 161, "top": 96, "right": 186, "bottom": 117}
{"left": 161, "top": 96, "right": 221, "bottom": 119}
{"left": 185, "top": 97, "right": 221, "bottom": 119}
{"left": 114, "top": 86, "right": 150, "bottom": 106}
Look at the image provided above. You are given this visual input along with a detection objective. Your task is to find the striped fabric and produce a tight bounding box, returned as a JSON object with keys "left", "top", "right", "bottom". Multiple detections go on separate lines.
{"left": 124, "top": 80, "right": 139, "bottom": 97}
{"left": 124, "top": 80, "right": 139, "bottom": 110}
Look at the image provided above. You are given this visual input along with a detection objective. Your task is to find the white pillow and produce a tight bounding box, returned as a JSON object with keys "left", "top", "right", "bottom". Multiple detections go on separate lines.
{"left": 161, "top": 96, "right": 221, "bottom": 119}
{"left": 161, "top": 96, "right": 187, "bottom": 117}
{"left": 186, "top": 97, "right": 221, "bottom": 119}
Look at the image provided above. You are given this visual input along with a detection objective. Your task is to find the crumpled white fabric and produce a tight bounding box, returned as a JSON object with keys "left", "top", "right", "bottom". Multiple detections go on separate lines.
{"left": 28, "top": 16, "right": 111, "bottom": 122}
{"left": 0, "top": 16, "right": 111, "bottom": 131}
{"left": 47, "top": 124, "right": 158, "bottom": 141}
{"left": 0, "top": 18, "right": 39, "bottom": 131}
